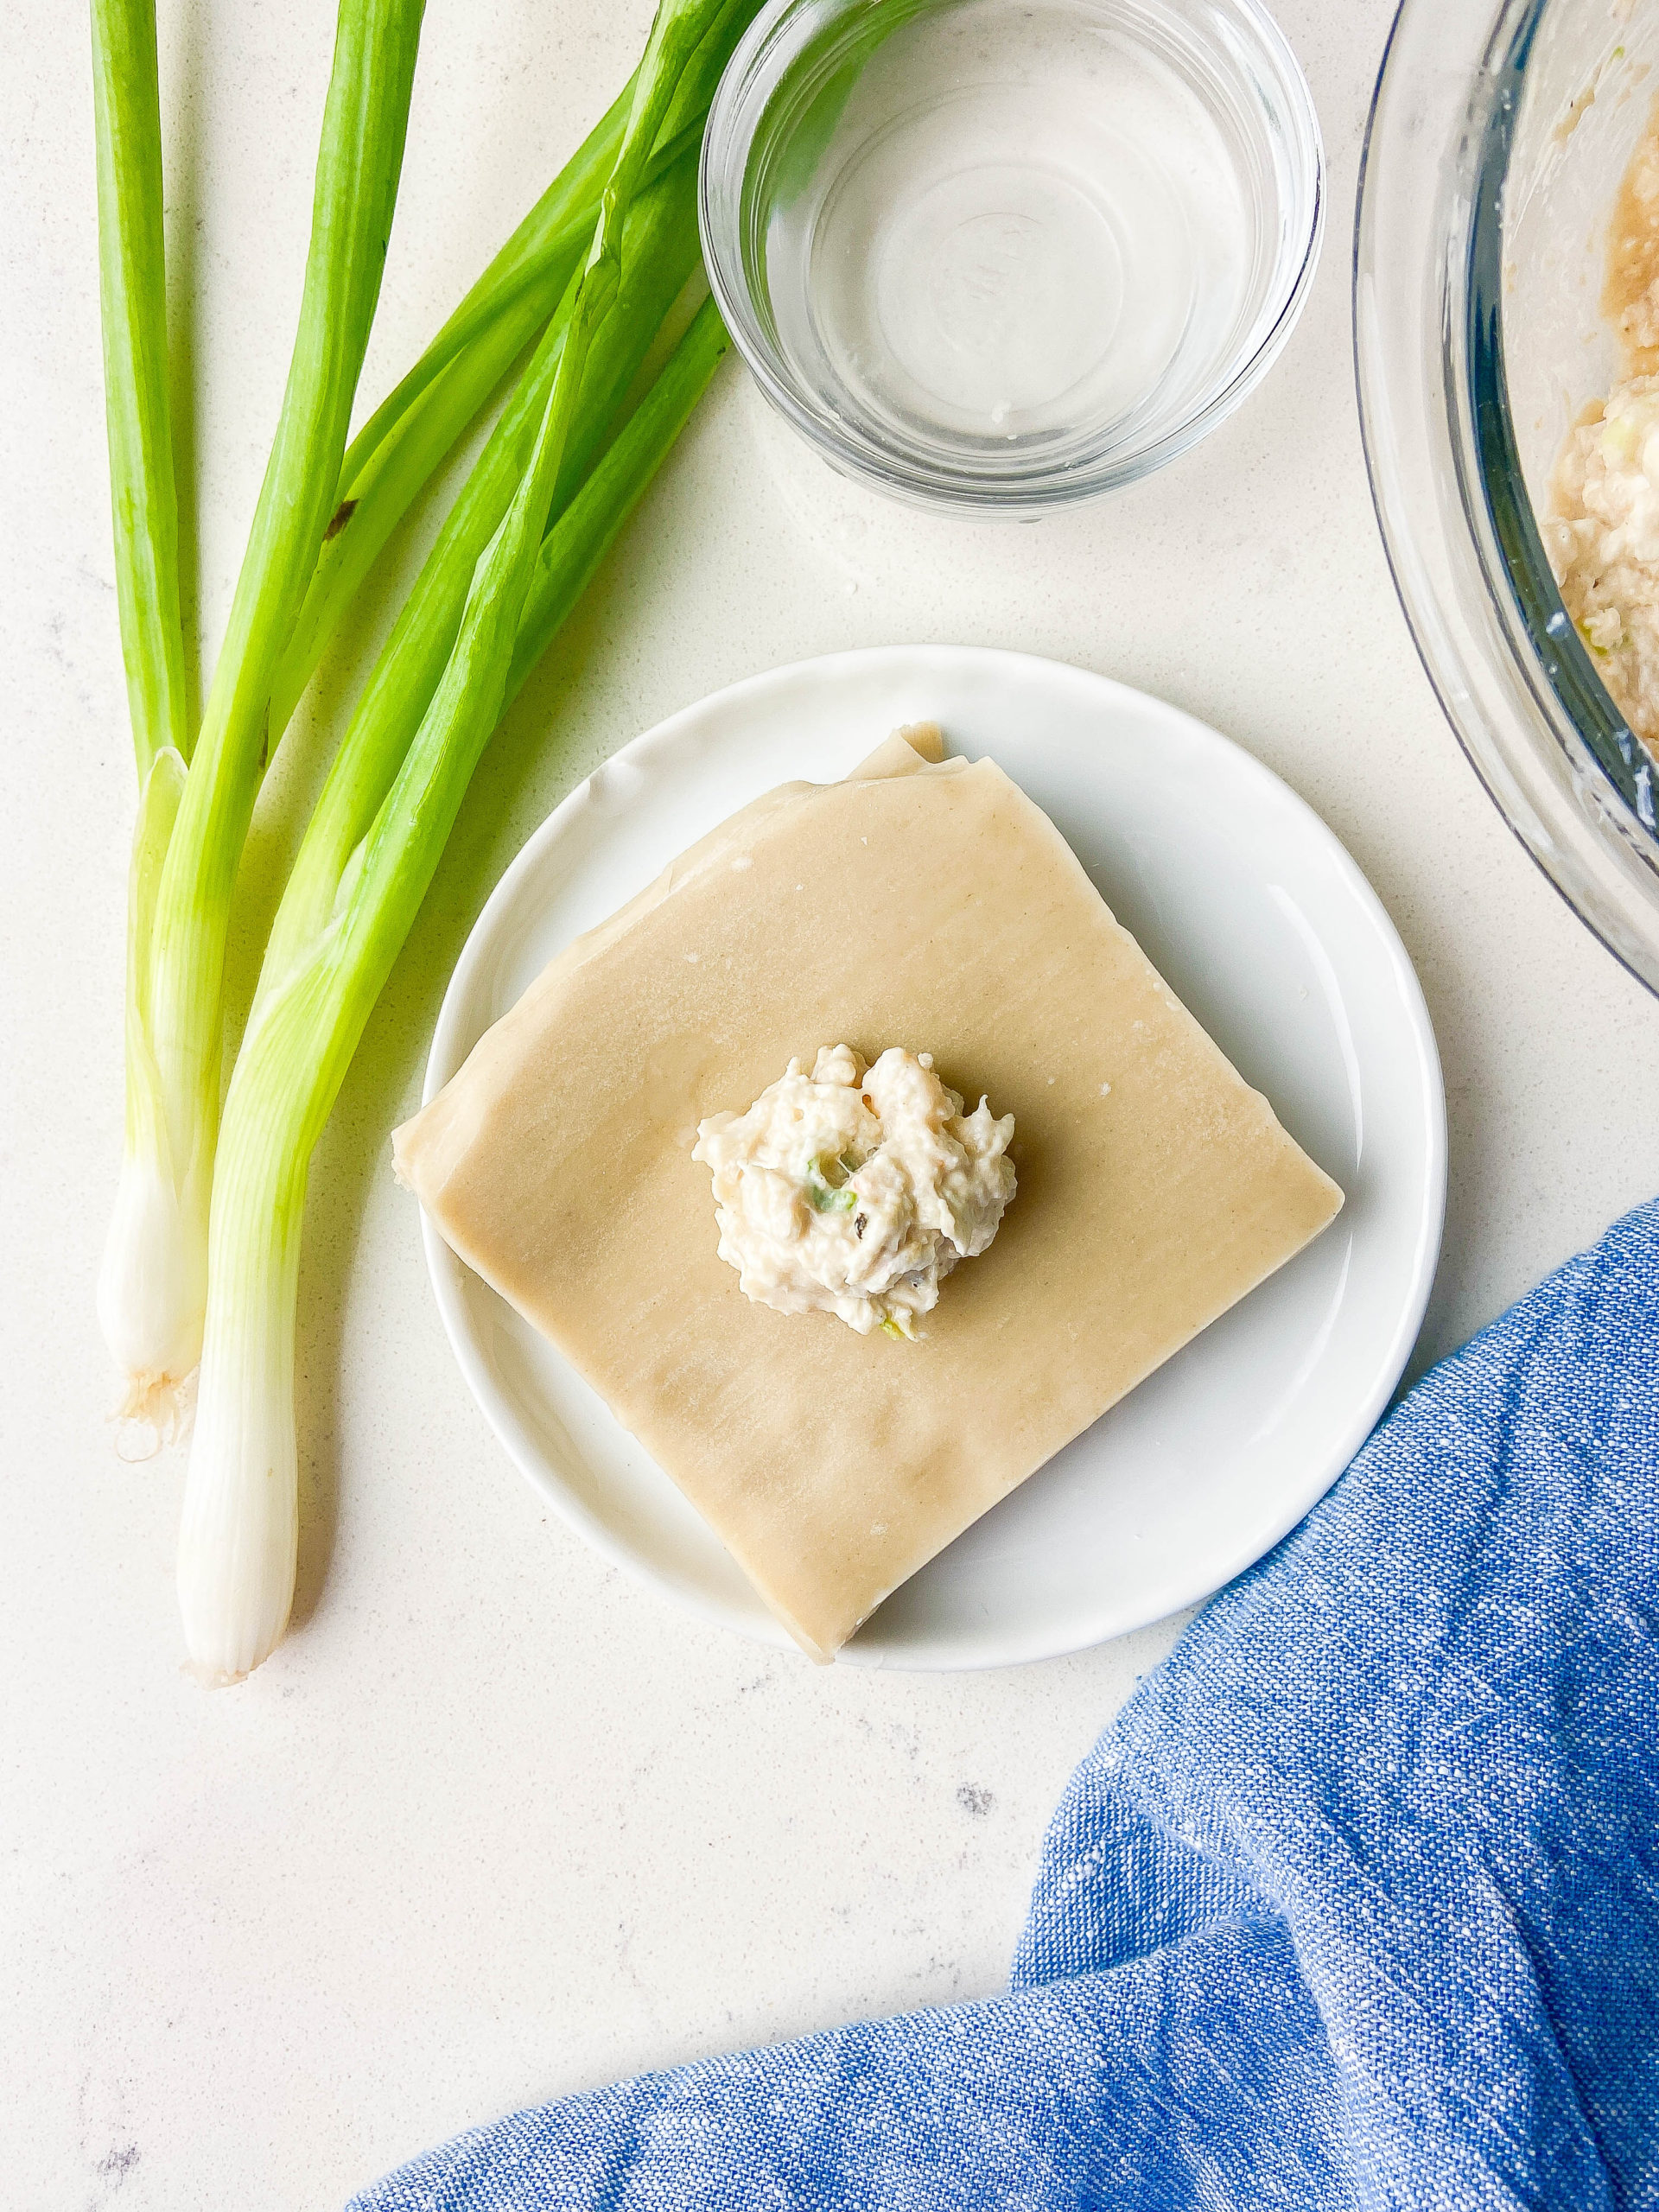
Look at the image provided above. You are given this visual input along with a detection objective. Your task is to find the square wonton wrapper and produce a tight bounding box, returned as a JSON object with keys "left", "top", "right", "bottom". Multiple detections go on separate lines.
{"left": 395, "top": 728, "right": 1343, "bottom": 1660}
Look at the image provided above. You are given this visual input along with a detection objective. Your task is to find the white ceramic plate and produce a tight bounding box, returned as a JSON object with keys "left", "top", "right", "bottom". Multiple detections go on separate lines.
{"left": 421, "top": 646, "right": 1446, "bottom": 1670}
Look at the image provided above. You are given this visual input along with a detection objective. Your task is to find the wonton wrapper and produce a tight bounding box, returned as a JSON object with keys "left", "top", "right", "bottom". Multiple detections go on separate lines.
{"left": 395, "top": 726, "right": 1343, "bottom": 1660}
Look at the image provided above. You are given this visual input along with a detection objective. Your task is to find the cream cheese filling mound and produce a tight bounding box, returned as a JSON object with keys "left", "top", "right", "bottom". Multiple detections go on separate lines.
{"left": 1553, "top": 378, "right": 1659, "bottom": 748}
{"left": 1550, "top": 104, "right": 1659, "bottom": 752}
{"left": 692, "top": 1045, "right": 1016, "bottom": 1337}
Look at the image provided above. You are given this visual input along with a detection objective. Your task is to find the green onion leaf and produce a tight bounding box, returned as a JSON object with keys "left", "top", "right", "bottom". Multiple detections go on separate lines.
{"left": 90, "top": 0, "right": 189, "bottom": 785}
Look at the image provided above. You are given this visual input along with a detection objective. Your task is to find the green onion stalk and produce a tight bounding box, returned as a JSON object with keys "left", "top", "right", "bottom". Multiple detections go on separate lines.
{"left": 99, "top": 0, "right": 427, "bottom": 1436}
{"left": 90, "top": 0, "right": 193, "bottom": 1430}
{"left": 176, "top": 0, "right": 741, "bottom": 1681}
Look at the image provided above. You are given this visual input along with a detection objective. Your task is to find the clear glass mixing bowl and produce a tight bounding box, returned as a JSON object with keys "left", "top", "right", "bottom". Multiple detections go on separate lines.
{"left": 701, "top": 0, "right": 1324, "bottom": 514}
{"left": 1357, "top": 0, "right": 1659, "bottom": 996}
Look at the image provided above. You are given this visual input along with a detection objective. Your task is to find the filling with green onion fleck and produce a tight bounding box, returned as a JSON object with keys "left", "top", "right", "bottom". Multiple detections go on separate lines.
{"left": 692, "top": 1046, "right": 1016, "bottom": 1337}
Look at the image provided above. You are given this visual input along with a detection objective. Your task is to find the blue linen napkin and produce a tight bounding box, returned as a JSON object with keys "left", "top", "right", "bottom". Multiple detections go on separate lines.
{"left": 353, "top": 1199, "right": 1659, "bottom": 2211}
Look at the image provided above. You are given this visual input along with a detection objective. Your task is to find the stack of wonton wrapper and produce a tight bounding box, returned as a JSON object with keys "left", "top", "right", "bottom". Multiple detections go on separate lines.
{"left": 395, "top": 726, "right": 1342, "bottom": 1658}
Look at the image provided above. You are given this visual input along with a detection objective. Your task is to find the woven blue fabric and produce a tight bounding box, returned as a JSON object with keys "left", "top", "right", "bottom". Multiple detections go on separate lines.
{"left": 352, "top": 1201, "right": 1659, "bottom": 2211}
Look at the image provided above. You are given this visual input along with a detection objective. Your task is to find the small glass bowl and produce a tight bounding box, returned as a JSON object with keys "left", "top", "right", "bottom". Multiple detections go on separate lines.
{"left": 699, "top": 0, "right": 1324, "bottom": 516}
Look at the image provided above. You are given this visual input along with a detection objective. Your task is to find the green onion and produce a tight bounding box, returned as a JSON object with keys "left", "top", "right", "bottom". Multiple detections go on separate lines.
{"left": 89, "top": 0, "right": 196, "bottom": 1436}
{"left": 806, "top": 1158, "right": 861, "bottom": 1214}
{"left": 176, "top": 0, "right": 741, "bottom": 1681}
{"left": 89, "top": 0, "right": 188, "bottom": 786}
{"left": 99, "top": 0, "right": 427, "bottom": 1433}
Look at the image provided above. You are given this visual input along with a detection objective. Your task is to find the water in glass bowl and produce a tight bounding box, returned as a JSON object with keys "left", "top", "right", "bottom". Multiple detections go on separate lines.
{"left": 760, "top": 0, "right": 1271, "bottom": 476}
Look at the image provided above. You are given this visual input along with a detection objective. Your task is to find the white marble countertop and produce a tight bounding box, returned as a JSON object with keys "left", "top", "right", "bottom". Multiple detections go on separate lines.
{"left": 6, "top": 1, "right": 1659, "bottom": 2205}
